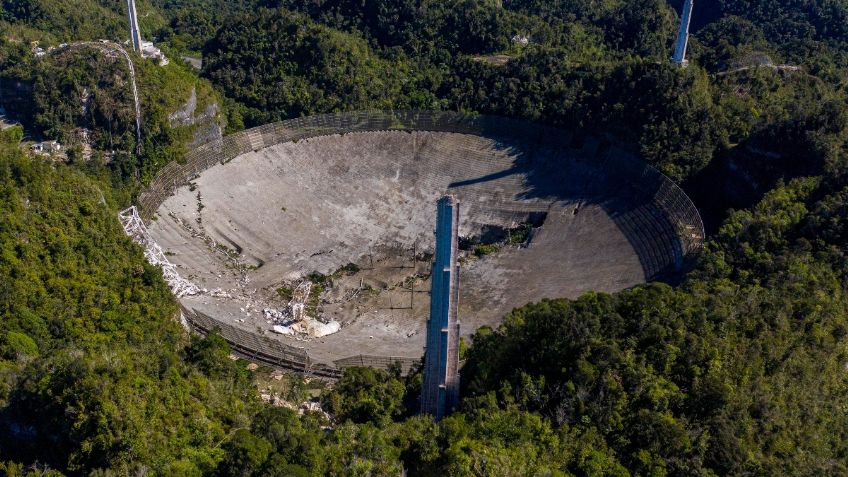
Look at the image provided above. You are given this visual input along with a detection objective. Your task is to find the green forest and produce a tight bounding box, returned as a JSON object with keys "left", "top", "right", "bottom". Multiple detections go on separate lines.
{"left": 1, "top": 0, "right": 848, "bottom": 475}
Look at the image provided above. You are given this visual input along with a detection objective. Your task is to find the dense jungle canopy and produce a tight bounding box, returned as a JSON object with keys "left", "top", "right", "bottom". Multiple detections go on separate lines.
{"left": 0, "top": 0, "right": 848, "bottom": 475}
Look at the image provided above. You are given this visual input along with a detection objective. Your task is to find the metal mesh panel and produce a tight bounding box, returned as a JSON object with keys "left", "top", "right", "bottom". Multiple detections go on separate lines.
{"left": 333, "top": 355, "right": 419, "bottom": 375}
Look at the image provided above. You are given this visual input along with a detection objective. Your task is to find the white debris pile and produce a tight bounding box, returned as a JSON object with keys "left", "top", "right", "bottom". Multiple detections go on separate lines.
{"left": 271, "top": 325, "right": 294, "bottom": 335}
{"left": 305, "top": 320, "right": 341, "bottom": 336}
{"left": 268, "top": 313, "right": 340, "bottom": 338}
{"left": 119, "top": 206, "right": 203, "bottom": 298}
{"left": 265, "top": 281, "right": 341, "bottom": 338}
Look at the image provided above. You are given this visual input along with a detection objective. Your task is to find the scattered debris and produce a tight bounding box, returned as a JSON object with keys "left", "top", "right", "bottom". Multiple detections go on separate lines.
{"left": 31, "top": 43, "right": 46, "bottom": 57}
{"left": 119, "top": 206, "right": 203, "bottom": 297}
{"left": 264, "top": 281, "right": 341, "bottom": 338}
{"left": 271, "top": 325, "right": 294, "bottom": 335}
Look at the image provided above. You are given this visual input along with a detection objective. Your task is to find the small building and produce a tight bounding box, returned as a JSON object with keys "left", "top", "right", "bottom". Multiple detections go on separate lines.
{"left": 141, "top": 41, "right": 169, "bottom": 66}
{"left": 30, "top": 140, "right": 62, "bottom": 154}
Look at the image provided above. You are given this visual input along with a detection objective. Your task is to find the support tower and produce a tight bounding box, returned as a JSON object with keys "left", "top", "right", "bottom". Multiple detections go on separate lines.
{"left": 421, "top": 195, "right": 461, "bottom": 420}
{"left": 126, "top": 0, "right": 143, "bottom": 53}
{"left": 672, "top": 0, "right": 694, "bottom": 65}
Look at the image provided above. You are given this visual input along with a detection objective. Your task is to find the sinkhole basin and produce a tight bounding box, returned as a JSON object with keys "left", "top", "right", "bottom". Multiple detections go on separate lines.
{"left": 141, "top": 111, "right": 703, "bottom": 369}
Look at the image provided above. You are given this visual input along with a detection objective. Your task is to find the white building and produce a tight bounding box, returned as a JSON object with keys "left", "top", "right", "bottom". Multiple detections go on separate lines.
{"left": 141, "top": 41, "right": 169, "bottom": 66}
{"left": 30, "top": 140, "right": 62, "bottom": 154}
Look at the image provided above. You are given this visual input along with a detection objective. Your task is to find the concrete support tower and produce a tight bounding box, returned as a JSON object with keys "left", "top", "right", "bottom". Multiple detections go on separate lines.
{"left": 672, "top": 0, "right": 694, "bottom": 65}
{"left": 421, "top": 195, "right": 461, "bottom": 420}
{"left": 126, "top": 0, "right": 143, "bottom": 53}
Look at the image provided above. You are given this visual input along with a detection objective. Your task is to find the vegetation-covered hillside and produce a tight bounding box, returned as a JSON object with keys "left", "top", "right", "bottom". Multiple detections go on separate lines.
{"left": 0, "top": 127, "right": 258, "bottom": 474}
{"left": 0, "top": 14, "right": 224, "bottom": 192}
{"left": 0, "top": 0, "right": 847, "bottom": 475}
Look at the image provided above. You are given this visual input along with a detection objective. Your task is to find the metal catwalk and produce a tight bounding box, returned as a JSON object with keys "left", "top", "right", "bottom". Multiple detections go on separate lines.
{"left": 421, "top": 196, "right": 461, "bottom": 419}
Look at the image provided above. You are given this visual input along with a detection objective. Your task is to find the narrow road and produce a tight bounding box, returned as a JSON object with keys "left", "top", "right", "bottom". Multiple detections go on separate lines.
{"left": 714, "top": 63, "right": 802, "bottom": 77}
